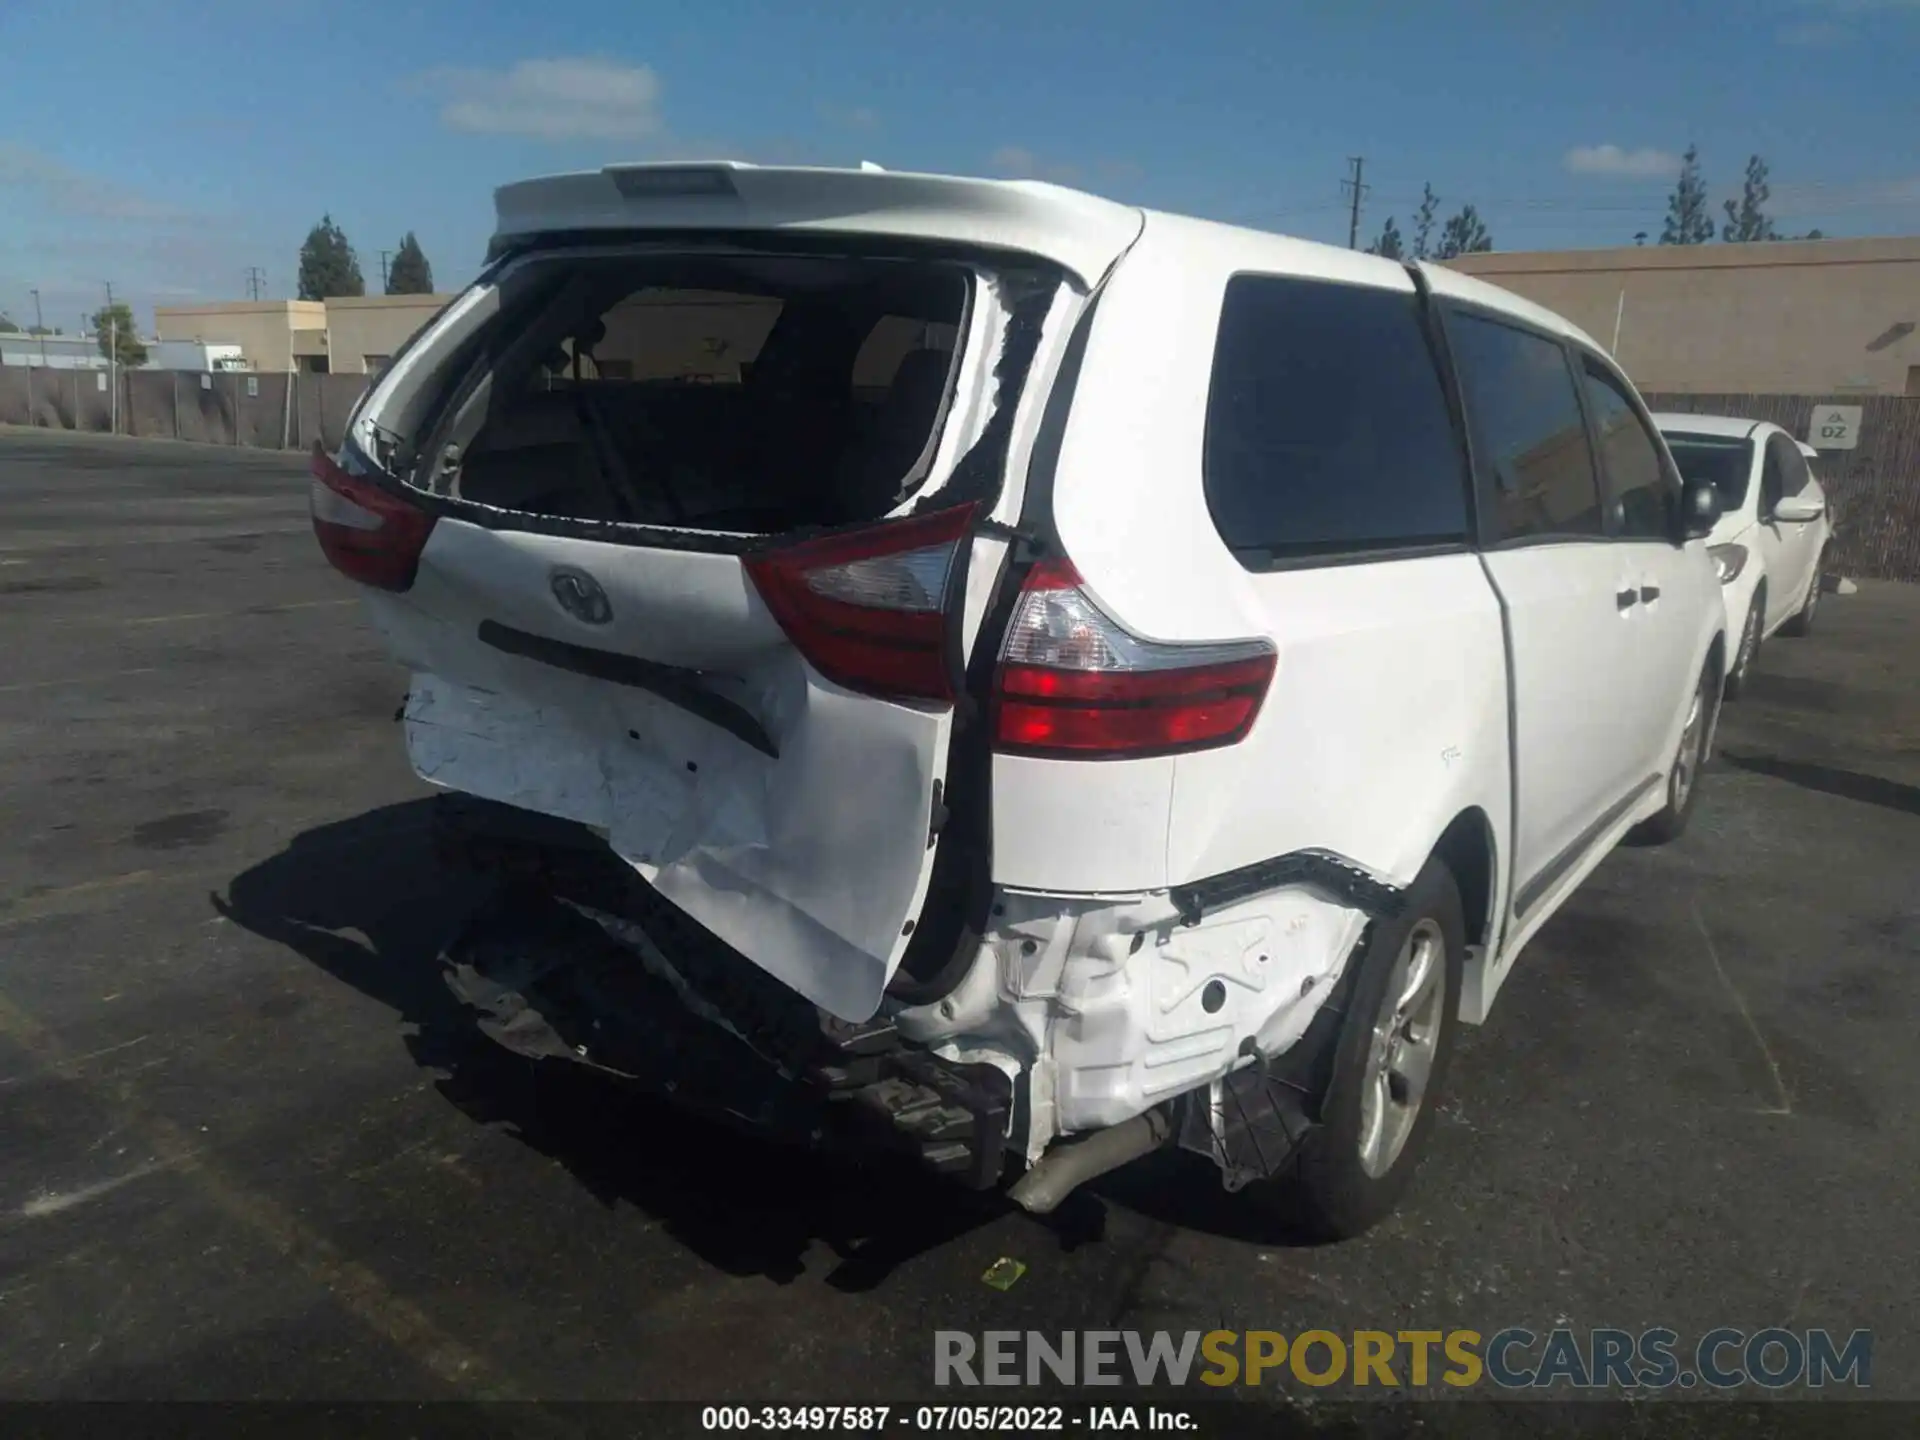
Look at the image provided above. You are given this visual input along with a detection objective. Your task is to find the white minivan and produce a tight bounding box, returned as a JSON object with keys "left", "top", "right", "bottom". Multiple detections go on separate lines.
{"left": 312, "top": 163, "right": 1727, "bottom": 1237}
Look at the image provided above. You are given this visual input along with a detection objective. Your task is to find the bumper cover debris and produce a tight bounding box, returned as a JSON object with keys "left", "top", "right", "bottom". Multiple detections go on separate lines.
{"left": 434, "top": 793, "right": 1014, "bottom": 1187}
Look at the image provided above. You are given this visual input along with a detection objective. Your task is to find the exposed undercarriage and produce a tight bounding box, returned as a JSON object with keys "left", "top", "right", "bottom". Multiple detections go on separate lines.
{"left": 431, "top": 791, "right": 1386, "bottom": 1211}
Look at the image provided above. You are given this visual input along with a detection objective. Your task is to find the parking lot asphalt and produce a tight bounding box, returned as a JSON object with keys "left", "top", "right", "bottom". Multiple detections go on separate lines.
{"left": 2, "top": 430, "right": 1917, "bottom": 1427}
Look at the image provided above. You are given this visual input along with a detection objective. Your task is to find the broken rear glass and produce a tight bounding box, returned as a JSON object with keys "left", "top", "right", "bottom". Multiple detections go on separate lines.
{"left": 421, "top": 253, "right": 973, "bottom": 534}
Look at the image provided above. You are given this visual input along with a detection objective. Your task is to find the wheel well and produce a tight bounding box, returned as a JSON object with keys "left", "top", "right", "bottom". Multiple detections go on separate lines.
{"left": 1432, "top": 808, "right": 1495, "bottom": 950}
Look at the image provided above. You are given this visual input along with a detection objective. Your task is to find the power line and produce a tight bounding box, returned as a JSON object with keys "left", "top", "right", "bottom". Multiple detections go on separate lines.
{"left": 1341, "top": 156, "right": 1369, "bottom": 249}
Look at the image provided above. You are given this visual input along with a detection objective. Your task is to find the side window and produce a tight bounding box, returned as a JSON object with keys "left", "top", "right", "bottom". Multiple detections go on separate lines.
{"left": 1778, "top": 439, "right": 1813, "bottom": 498}
{"left": 1448, "top": 313, "right": 1603, "bottom": 542}
{"left": 1759, "top": 436, "right": 1789, "bottom": 514}
{"left": 1579, "top": 358, "right": 1673, "bottom": 540}
{"left": 1201, "top": 274, "right": 1469, "bottom": 562}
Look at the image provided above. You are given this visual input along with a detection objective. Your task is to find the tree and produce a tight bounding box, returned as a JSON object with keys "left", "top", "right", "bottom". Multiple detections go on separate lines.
{"left": 298, "top": 214, "right": 366, "bottom": 300}
{"left": 90, "top": 303, "right": 148, "bottom": 368}
{"left": 1367, "top": 216, "right": 1406, "bottom": 259}
{"left": 1721, "top": 154, "right": 1779, "bottom": 243}
{"left": 1411, "top": 184, "right": 1441, "bottom": 260}
{"left": 386, "top": 231, "right": 434, "bottom": 294}
{"left": 1434, "top": 204, "right": 1494, "bottom": 259}
{"left": 0, "top": 313, "right": 17, "bottom": 332}
{"left": 1660, "top": 145, "right": 1715, "bottom": 245}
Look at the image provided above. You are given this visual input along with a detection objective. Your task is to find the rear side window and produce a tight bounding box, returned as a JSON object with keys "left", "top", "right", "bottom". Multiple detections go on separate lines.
{"left": 1760, "top": 435, "right": 1790, "bottom": 512}
{"left": 1448, "top": 313, "right": 1602, "bottom": 542}
{"left": 1202, "top": 274, "right": 1467, "bottom": 564}
{"left": 1778, "top": 436, "right": 1814, "bottom": 497}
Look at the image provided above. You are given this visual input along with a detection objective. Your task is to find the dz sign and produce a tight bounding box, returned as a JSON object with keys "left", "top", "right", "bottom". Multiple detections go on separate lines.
{"left": 1810, "top": 405, "right": 1862, "bottom": 451}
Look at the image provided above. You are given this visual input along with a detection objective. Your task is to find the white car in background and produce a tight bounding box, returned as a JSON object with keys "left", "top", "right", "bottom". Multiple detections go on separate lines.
{"left": 1653, "top": 414, "right": 1833, "bottom": 698}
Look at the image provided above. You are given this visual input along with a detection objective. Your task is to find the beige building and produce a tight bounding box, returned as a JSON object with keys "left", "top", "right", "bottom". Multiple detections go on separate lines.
{"left": 1445, "top": 236, "right": 1920, "bottom": 396}
{"left": 153, "top": 300, "right": 327, "bottom": 373}
{"left": 324, "top": 294, "right": 456, "bottom": 375}
{"left": 153, "top": 294, "right": 455, "bottom": 376}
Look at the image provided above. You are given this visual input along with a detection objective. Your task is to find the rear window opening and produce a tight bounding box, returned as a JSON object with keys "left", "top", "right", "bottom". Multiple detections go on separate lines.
{"left": 391, "top": 251, "right": 981, "bottom": 536}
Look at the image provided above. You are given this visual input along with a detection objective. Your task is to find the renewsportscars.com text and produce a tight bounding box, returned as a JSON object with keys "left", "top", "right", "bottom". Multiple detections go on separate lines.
{"left": 933, "top": 1328, "right": 1872, "bottom": 1391}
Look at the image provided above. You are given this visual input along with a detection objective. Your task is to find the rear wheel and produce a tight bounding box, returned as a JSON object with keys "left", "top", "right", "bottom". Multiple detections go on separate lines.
{"left": 1629, "top": 661, "right": 1718, "bottom": 845}
{"left": 1780, "top": 554, "right": 1824, "bottom": 637}
{"left": 1722, "top": 592, "right": 1763, "bottom": 700}
{"left": 1258, "top": 855, "right": 1465, "bottom": 1241}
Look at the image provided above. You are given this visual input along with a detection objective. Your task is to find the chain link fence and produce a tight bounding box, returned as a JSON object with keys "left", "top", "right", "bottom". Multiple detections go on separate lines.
{"left": 4, "top": 368, "right": 1918, "bottom": 582}
{"left": 0, "top": 367, "right": 371, "bottom": 454}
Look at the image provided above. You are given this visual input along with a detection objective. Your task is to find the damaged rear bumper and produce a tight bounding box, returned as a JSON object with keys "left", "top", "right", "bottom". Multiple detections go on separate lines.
{"left": 433, "top": 794, "right": 1015, "bottom": 1189}
{"left": 432, "top": 792, "right": 1398, "bottom": 1201}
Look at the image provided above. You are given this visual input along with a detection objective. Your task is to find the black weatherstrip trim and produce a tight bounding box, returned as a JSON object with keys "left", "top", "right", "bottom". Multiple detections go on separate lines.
{"left": 1512, "top": 773, "right": 1662, "bottom": 919}
{"left": 475, "top": 620, "right": 778, "bottom": 759}
{"left": 1169, "top": 850, "right": 1407, "bottom": 928}
{"left": 1404, "top": 263, "right": 1484, "bottom": 547}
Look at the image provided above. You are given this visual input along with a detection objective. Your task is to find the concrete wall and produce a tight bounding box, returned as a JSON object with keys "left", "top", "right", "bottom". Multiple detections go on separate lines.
{"left": 1445, "top": 237, "right": 1920, "bottom": 397}
{"left": 323, "top": 294, "right": 456, "bottom": 374}
{"left": 154, "top": 301, "right": 327, "bottom": 374}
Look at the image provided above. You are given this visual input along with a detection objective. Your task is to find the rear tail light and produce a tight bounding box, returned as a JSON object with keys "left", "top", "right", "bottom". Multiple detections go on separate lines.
{"left": 993, "top": 558, "right": 1275, "bottom": 759}
{"left": 744, "top": 503, "right": 978, "bottom": 702}
{"left": 309, "top": 448, "right": 436, "bottom": 592}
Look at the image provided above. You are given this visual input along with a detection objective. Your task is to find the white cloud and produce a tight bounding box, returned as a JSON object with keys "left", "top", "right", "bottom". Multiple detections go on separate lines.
{"left": 414, "top": 57, "right": 664, "bottom": 141}
{"left": 1563, "top": 144, "right": 1684, "bottom": 179}
{"left": 0, "top": 142, "right": 183, "bottom": 221}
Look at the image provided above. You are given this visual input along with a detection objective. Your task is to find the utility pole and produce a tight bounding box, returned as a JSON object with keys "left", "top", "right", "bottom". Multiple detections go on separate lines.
{"left": 379, "top": 250, "right": 392, "bottom": 293}
{"left": 30, "top": 288, "right": 48, "bottom": 367}
{"left": 1342, "top": 156, "right": 1369, "bottom": 250}
{"left": 103, "top": 282, "right": 118, "bottom": 436}
{"left": 245, "top": 266, "right": 266, "bottom": 301}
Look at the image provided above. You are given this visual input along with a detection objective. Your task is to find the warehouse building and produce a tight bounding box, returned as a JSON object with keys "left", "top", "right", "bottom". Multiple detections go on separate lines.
{"left": 1444, "top": 235, "right": 1920, "bottom": 397}
{"left": 152, "top": 294, "right": 455, "bottom": 376}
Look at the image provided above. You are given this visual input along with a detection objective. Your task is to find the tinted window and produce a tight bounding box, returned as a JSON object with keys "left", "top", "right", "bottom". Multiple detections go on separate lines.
{"left": 1202, "top": 274, "right": 1468, "bottom": 561}
{"left": 1448, "top": 313, "right": 1602, "bottom": 541}
{"left": 1760, "top": 436, "right": 1789, "bottom": 513}
{"left": 1664, "top": 434, "right": 1754, "bottom": 510}
{"left": 1580, "top": 360, "right": 1672, "bottom": 539}
{"left": 1779, "top": 438, "right": 1814, "bottom": 497}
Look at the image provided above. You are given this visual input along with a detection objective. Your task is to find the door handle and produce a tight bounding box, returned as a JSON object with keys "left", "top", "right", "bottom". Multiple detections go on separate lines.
{"left": 1616, "top": 588, "right": 1639, "bottom": 610}
{"left": 1640, "top": 585, "right": 1661, "bottom": 603}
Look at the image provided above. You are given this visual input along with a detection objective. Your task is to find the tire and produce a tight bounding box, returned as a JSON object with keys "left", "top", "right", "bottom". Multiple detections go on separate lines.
{"left": 1628, "top": 661, "right": 1718, "bottom": 845}
{"left": 1260, "top": 855, "right": 1466, "bottom": 1241}
{"left": 1779, "top": 554, "right": 1824, "bottom": 637}
{"left": 1721, "top": 591, "right": 1763, "bottom": 701}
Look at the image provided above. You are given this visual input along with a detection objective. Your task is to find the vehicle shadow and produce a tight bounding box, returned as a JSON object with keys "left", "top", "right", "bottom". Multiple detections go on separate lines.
{"left": 1719, "top": 750, "right": 1920, "bottom": 819}
{"left": 211, "top": 800, "right": 1114, "bottom": 1290}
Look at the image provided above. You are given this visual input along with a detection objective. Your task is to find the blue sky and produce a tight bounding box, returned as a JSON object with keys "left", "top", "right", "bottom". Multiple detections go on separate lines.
{"left": 3, "top": 0, "right": 1918, "bottom": 330}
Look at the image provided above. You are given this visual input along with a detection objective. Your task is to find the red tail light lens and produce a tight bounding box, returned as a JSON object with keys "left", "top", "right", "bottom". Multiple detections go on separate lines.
{"left": 993, "top": 558, "right": 1276, "bottom": 759}
{"left": 309, "top": 449, "right": 436, "bottom": 592}
{"left": 744, "top": 503, "right": 978, "bottom": 702}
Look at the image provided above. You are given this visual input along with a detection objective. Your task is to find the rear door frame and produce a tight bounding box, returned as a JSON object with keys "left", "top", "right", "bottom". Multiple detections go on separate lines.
{"left": 1426, "top": 296, "right": 1650, "bottom": 930}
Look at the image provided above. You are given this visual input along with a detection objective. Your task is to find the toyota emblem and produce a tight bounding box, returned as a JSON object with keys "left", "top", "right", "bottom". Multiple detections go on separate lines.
{"left": 550, "top": 567, "right": 612, "bottom": 625}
